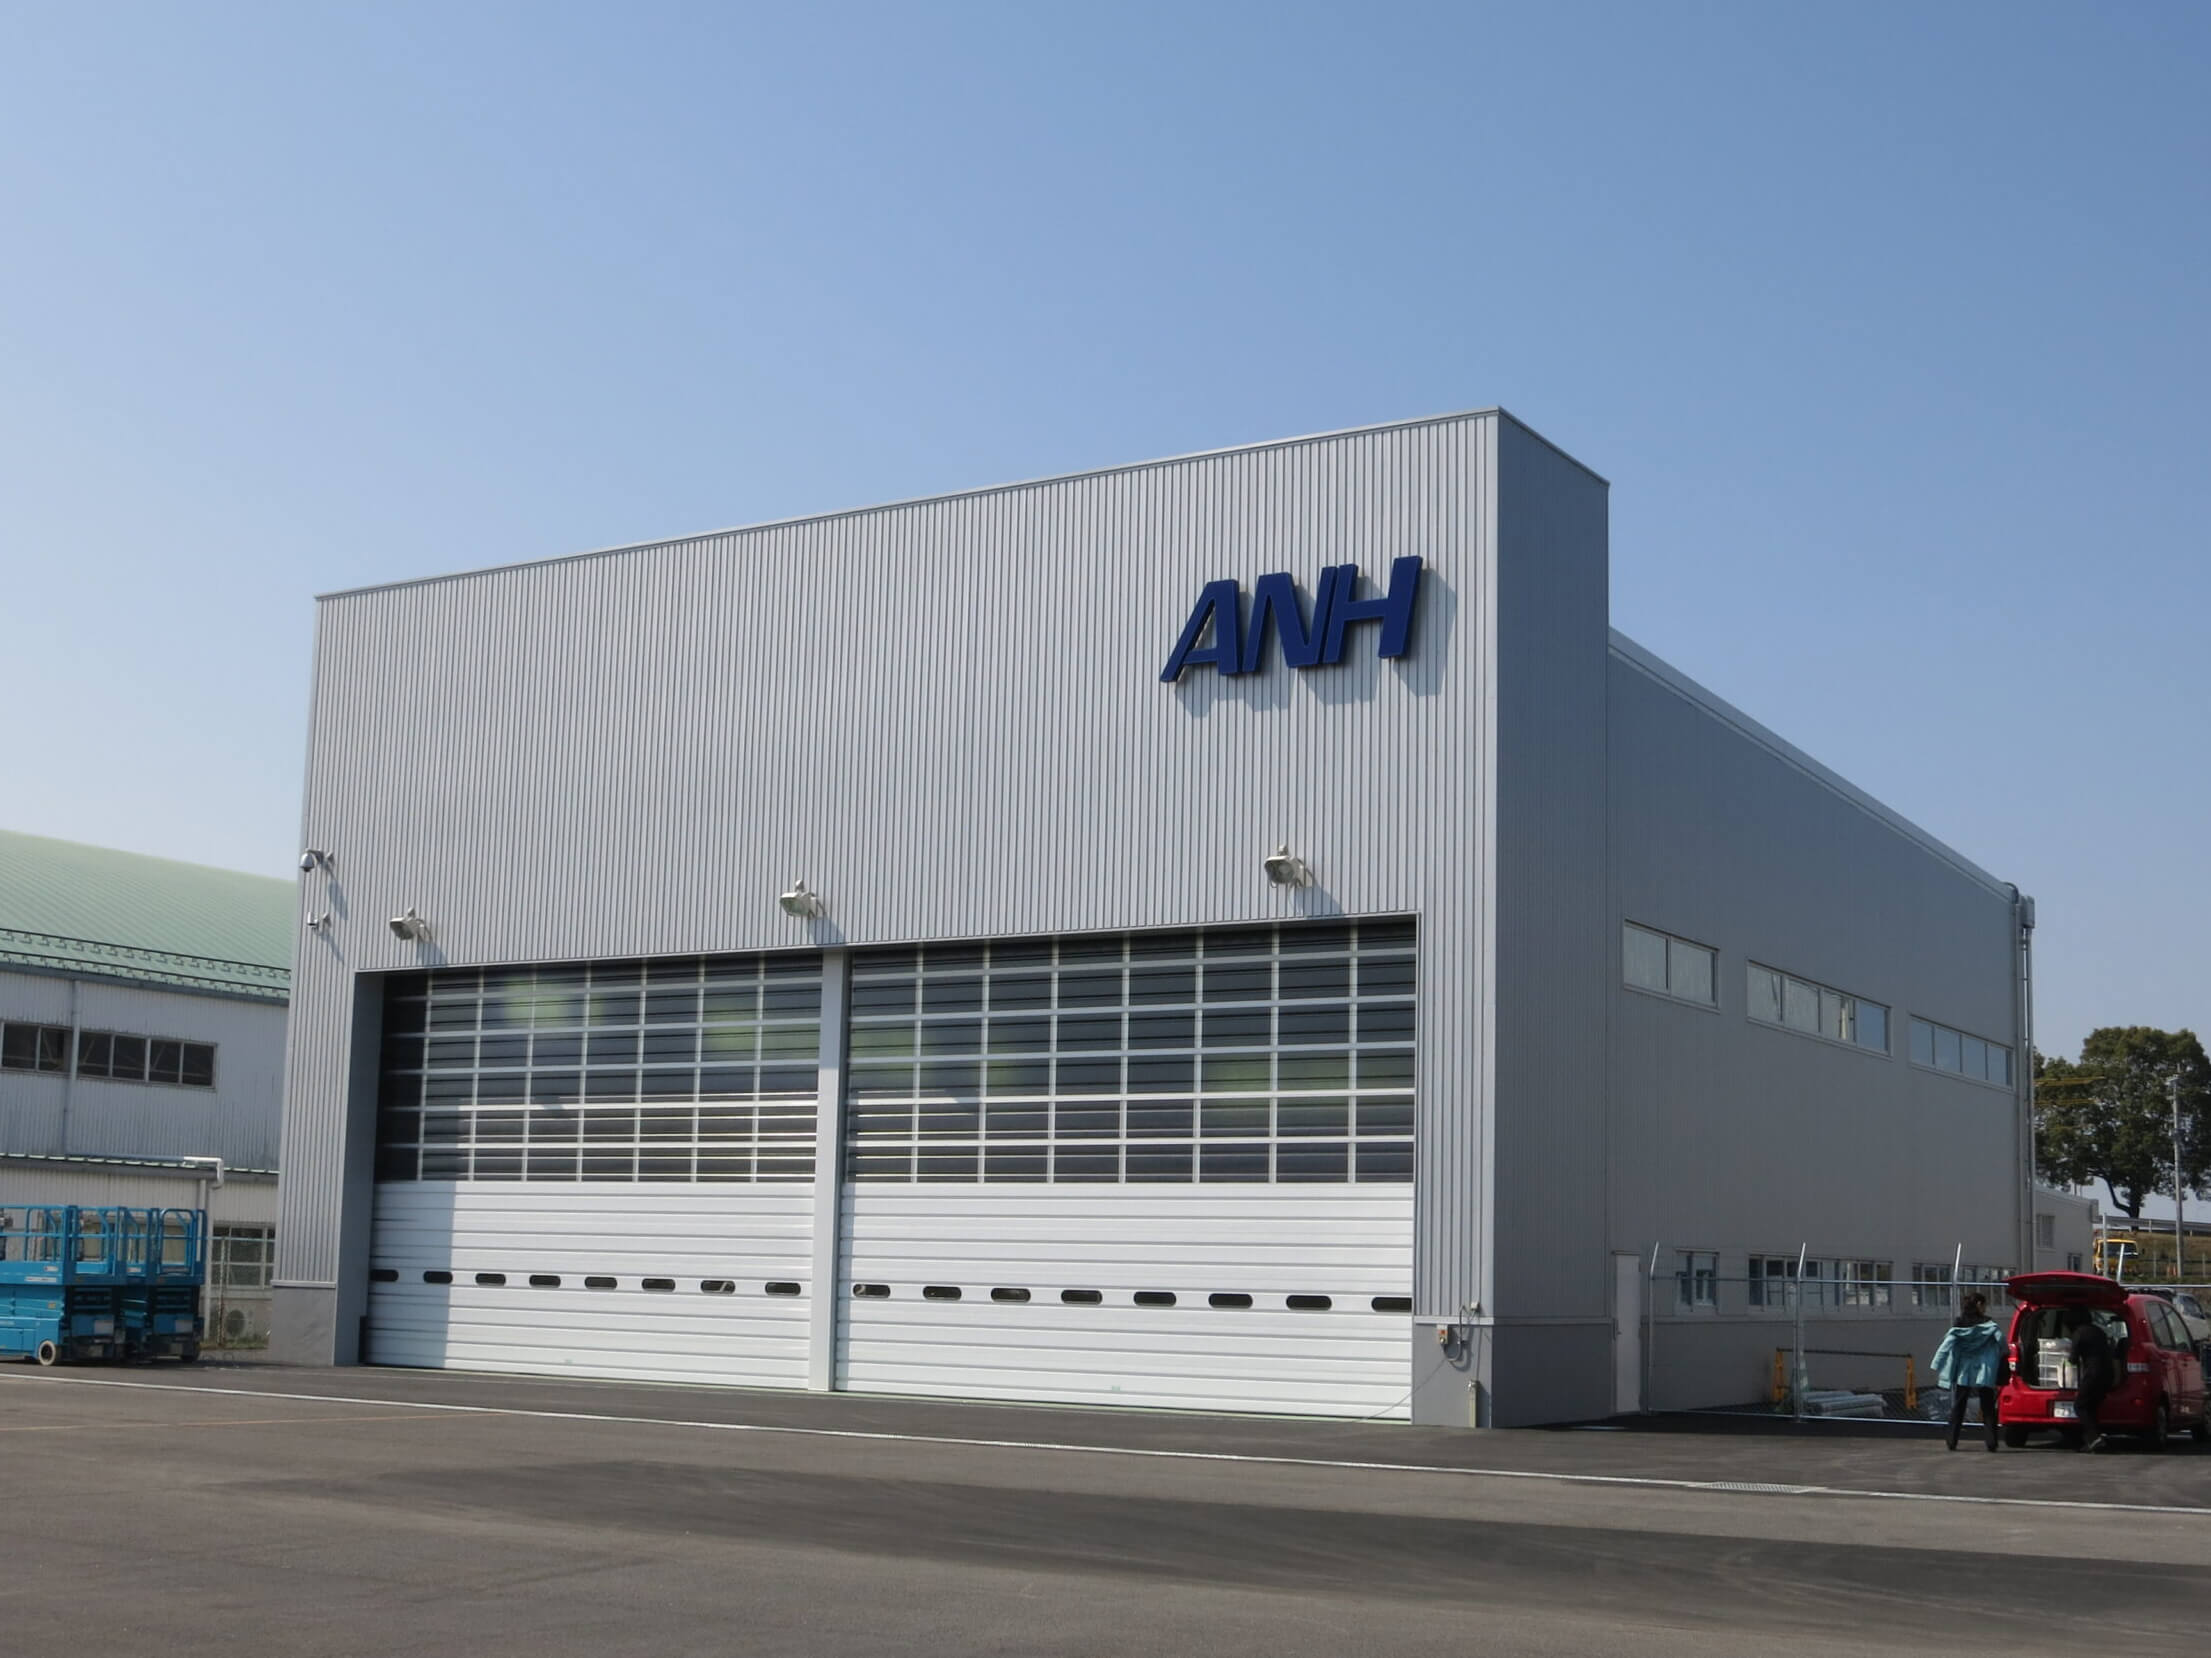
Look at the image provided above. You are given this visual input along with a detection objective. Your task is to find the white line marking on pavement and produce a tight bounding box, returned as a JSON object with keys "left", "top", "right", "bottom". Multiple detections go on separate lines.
{"left": 7, "top": 1371, "right": 2208, "bottom": 1519}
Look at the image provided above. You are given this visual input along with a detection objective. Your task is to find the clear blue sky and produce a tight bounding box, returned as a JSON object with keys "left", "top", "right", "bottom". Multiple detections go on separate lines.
{"left": 2, "top": 4, "right": 2203, "bottom": 1061}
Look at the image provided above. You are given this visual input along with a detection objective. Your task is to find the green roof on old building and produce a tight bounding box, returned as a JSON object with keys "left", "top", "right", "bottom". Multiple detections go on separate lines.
{"left": 0, "top": 829, "right": 292, "bottom": 1003}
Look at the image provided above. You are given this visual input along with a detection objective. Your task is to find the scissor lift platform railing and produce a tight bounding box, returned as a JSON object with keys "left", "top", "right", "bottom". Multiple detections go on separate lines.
{"left": 0, "top": 1205, "right": 206, "bottom": 1365}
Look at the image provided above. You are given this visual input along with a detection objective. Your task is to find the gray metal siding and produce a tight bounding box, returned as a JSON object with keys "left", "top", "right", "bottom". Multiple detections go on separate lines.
{"left": 1488, "top": 424, "right": 1612, "bottom": 1351}
{"left": 279, "top": 413, "right": 1504, "bottom": 1314}
{"left": 0, "top": 970, "right": 286, "bottom": 1169}
{"left": 1605, "top": 649, "right": 2021, "bottom": 1279}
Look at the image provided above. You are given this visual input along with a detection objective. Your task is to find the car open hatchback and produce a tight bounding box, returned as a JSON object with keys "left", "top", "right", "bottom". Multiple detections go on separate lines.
{"left": 1998, "top": 1271, "right": 2210, "bottom": 1448}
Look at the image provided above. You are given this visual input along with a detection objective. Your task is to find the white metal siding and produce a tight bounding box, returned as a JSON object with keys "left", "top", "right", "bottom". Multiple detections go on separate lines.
{"left": 280, "top": 412, "right": 1499, "bottom": 1325}
{"left": 836, "top": 1185, "right": 1414, "bottom": 1417}
{"left": 366, "top": 1182, "right": 812, "bottom": 1388}
{"left": 0, "top": 1165, "right": 277, "bottom": 1228}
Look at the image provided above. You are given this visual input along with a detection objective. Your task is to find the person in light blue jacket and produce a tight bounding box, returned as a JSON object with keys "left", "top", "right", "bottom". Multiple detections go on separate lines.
{"left": 1931, "top": 1291, "right": 2008, "bottom": 1451}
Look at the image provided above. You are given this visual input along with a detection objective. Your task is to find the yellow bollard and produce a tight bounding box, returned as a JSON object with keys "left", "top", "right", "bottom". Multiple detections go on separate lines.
{"left": 1904, "top": 1354, "right": 1917, "bottom": 1413}
{"left": 1773, "top": 1348, "right": 1786, "bottom": 1407}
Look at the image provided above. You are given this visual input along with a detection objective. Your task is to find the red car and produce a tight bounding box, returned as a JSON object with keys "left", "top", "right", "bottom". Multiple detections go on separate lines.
{"left": 1998, "top": 1271, "right": 2210, "bottom": 1448}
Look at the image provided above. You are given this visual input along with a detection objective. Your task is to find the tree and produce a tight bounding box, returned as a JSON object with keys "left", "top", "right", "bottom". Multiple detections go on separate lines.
{"left": 2035, "top": 1027, "right": 2211, "bottom": 1221}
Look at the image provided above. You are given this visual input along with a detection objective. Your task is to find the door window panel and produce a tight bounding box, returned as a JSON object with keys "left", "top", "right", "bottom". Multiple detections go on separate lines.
{"left": 845, "top": 919, "right": 1414, "bottom": 1184}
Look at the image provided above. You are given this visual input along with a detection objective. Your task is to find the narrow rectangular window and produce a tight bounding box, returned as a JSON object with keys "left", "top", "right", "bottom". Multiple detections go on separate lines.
{"left": 1675, "top": 1250, "right": 1717, "bottom": 1309}
{"left": 1856, "top": 1002, "right": 1887, "bottom": 1053}
{"left": 1746, "top": 965, "right": 1783, "bottom": 1025}
{"left": 1910, "top": 1015, "right": 2010, "bottom": 1086}
{"left": 1622, "top": 924, "right": 1668, "bottom": 993}
{"left": 110, "top": 1035, "right": 148, "bottom": 1082}
{"left": 1626, "top": 925, "right": 1714, "bottom": 1008}
{"left": 180, "top": 1044, "right": 216, "bottom": 1087}
{"left": 1933, "top": 1025, "right": 1962, "bottom": 1073}
{"left": 77, "top": 1031, "right": 113, "bottom": 1078}
{"left": 1782, "top": 977, "right": 1818, "bottom": 1033}
{"left": 1666, "top": 939, "right": 1715, "bottom": 1006}
{"left": 1, "top": 1024, "right": 37, "bottom": 1071}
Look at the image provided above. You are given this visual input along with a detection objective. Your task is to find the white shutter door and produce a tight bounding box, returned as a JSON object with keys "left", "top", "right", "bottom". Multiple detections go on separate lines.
{"left": 836, "top": 1185, "right": 1413, "bottom": 1417}
{"left": 367, "top": 1182, "right": 812, "bottom": 1388}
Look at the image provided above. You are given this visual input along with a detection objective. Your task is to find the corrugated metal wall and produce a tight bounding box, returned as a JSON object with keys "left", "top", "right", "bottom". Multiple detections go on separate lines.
{"left": 279, "top": 413, "right": 1510, "bottom": 1321}
{"left": 1605, "top": 644, "right": 2023, "bottom": 1287}
{"left": 0, "top": 1164, "right": 277, "bottom": 1227}
{"left": 1488, "top": 424, "right": 1611, "bottom": 1369}
{"left": 1, "top": 969, "right": 287, "bottom": 1169}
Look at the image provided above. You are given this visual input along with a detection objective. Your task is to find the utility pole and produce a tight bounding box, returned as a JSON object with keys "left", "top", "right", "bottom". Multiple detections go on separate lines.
{"left": 2174, "top": 1073, "right": 2186, "bottom": 1284}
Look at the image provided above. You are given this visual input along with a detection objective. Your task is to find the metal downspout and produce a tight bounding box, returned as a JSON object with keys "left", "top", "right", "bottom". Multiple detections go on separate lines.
{"left": 2016, "top": 890, "right": 2037, "bottom": 1273}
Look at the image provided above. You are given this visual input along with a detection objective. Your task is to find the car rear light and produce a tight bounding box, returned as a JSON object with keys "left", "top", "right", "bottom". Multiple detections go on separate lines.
{"left": 2127, "top": 1362, "right": 2152, "bottom": 1374}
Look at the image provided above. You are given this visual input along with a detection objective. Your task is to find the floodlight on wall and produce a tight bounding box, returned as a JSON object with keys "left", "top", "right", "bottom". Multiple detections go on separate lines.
{"left": 778, "top": 881, "right": 825, "bottom": 919}
{"left": 388, "top": 907, "right": 432, "bottom": 942}
{"left": 305, "top": 910, "right": 332, "bottom": 934}
{"left": 1262, "top": 844, "right": 1315, "bottom": 888}
{"left": 299, "top": 848, "right": 335, "bottom": 873}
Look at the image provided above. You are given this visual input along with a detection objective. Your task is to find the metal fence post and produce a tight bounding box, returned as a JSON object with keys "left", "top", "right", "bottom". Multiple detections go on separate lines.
{"left": 1791, "top": 1241, "right": 1808, "bottom": 1423}
{"left": 1644, "top": 1241, "right": 1660, "bottom": 1414}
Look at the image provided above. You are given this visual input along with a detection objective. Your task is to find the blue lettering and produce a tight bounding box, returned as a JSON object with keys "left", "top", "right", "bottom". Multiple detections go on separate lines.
{"left": 1158, "top": 579, "right": 1246, "bottom": 682}
{"left": 1319, "top": 555, "right": 1423, "bottom": 664}
{"left": 1163, "top": 558, "right": 1422, "bottom": 682}
{"left": 1238, "top": 566, "right": 1347, "bottom": 674}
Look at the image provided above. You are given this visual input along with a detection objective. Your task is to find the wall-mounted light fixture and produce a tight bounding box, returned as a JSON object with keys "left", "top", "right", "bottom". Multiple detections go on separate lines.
{"left": 1262, "top": 844, "right": 1315, "bottom": 887}
{"left": 299, "top": 848, "right": 335, "bottom": 874}
{"left": 778, "top": 881, "right": 825, "bottom": 919}
{"left": 305, "top": 910, "right": 332, "bottom": 933}
{"left": 387, "top": 908, "right": 432, "bottom": 942}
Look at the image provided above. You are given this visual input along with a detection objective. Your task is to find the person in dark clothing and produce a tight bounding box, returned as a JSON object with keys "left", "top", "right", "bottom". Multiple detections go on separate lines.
{"left": 2070, "top": 1312, "right": 2115, "bottom": 1452}
{"left": 1931, "top": 1291, "right": 2006, "bottom": 1451}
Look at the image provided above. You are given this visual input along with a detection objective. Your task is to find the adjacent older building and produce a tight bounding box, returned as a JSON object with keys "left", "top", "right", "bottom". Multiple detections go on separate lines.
{"left": 0, "top": 830, "right": 291, "bottom": 1343}
{"left": 272, "top": 410, "right": 2034, "bottom": 1425}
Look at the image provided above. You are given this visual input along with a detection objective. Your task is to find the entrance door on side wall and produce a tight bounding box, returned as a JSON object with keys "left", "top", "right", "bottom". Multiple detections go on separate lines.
{"left": 1612, "top": 1252, "right": 1643, "bottom": 1415}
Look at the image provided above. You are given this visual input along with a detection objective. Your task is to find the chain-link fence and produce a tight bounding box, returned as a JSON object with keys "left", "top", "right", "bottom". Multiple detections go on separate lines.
{"left": 1641, "top": 1256, "right": 2017, "bottom": 1422}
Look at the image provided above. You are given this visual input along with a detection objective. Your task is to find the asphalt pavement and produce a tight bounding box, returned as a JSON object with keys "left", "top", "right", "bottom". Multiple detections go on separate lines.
{"left": 2, "top": 1361, "right": 2204, "bottom": 1656}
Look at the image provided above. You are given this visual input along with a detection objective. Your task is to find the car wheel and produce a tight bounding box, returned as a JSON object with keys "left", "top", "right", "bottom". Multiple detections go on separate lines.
{"left": 2003, "top": 1425, "right": 2030, "bottom": 1448}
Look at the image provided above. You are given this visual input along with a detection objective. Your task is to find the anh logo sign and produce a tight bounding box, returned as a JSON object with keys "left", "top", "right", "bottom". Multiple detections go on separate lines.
{"left": 1159, "top": 556, "right": 1423, "bottom": 683}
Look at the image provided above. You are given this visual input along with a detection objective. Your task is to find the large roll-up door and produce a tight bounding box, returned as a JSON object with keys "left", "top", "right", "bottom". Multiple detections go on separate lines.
{"left": 836, "top": 919, "right": 1417, "bottom": 1417}
{"left": 365, "top": 952, "right": 821, "bottom": 1387}
{"left": 837, "top": 1185, "right": 1413, "bottom": 1415}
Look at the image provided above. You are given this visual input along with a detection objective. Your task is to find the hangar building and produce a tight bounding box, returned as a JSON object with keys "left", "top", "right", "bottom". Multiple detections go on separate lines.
{"left": 272, "top": 411, "right": 2032, "bottom": 1426}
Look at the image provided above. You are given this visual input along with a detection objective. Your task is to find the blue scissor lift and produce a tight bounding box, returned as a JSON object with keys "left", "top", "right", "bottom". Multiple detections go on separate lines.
{"left": 126, "top": 1208, "right": 207, "bottom": 1361}
{"left": 0, "top": 1205, "right": 206, "bottom": 1366}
